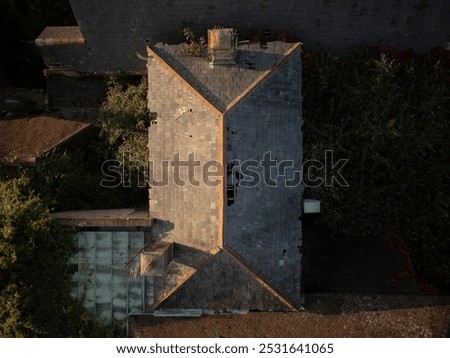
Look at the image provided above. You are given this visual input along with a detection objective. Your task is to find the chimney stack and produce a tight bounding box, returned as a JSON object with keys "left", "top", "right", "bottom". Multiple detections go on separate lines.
{"left": 208, "top": 28, "right": 237, "bottom": 66}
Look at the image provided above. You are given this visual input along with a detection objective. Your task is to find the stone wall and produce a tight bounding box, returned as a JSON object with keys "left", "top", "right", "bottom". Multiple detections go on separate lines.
{"left": 67, "top": 0, "right": 450, "bottom": 73}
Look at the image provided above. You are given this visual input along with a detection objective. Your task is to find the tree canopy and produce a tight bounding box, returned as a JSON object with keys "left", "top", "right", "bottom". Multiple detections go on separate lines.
{"left": 0, "top": 177, "right": 74, "bottom": 336}
{"left": 0, "top": 177, "right": 124, "bottom": 337}
{"left": 303, "top": 47, "right": 450, "bottom": 291}
{"left": 98, "top": 75, "right": 150, "bottom": 193}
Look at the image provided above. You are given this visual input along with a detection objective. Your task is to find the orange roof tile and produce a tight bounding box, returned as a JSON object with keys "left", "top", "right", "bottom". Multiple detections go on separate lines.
{"left": 0, "top": 115, "right": 92, "bottom": 164}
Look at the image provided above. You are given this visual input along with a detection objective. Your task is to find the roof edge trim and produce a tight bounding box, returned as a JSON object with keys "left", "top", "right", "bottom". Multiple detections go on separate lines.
{"left": 35, "top": 26, "right": 86, "bottom": 46}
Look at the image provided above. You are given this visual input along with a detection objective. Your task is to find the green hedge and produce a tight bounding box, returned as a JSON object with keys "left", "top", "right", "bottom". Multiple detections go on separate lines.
{"left": 302, "top": 47, "right": 450, "bottom": 291}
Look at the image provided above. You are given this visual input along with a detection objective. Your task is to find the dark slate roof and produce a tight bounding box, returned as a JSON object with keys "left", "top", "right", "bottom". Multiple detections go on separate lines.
{"left": 147, "top": 40, "right": 303, "bottom": 309}
{"left": 35, "top": 27, "right": 92, "bottom": 70}
{"left": 0, "top": 116, "right": 91, "bottom": 164}
{"left": 35, "top": 26, "right": 85, "bottom": 46}
{"left": 38, "top": 0, "right": 450, "bottom": 73}
{"left": 153, "top": 250, "right": 294, "bottom": 311}
{"left": 150, "top": 41, "right": 299, "bottom": 112}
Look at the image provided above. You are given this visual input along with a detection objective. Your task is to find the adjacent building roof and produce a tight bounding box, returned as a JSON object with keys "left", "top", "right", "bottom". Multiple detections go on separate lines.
{"left": 129, "top": 293, "right": 450, "bottom": 338}
{"left": 0, "top": 115, "right": 92, "bottom": 164}
{"left": 52, "top": 209, "right": 152, "bottom": 228}
{"left": 37, "top": 0, "right": 449, "bottom": 73}
{"left": 69, "top": 231, "right": 149, "bottom": 323}
{"left": 35, "top": 26, "right": 85, "bottom": 46}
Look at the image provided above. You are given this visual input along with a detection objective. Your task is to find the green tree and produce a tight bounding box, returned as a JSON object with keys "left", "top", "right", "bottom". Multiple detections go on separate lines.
{"left": 302, "top": 48, "right": 450, "bottom": 291}
{"left": 0, "top": 177, "right": 125, "bottom": 337}
{"left": 100, "top": 75, "right": 150, "bottom": 148}
{"left": 0, "top": 177, "right": 74, "bottom": 336}
{"left": 98, "top": 75, "right": 150, "bottom": 201}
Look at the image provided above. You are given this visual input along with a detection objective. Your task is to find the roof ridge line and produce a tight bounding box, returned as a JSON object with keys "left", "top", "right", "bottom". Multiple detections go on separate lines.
{"left": 224, "top": 42, "right": 302, "bottom": 116}
{"left": 222, "top": 247, "right": 298, "bottom": 311}
{"left": 147, "top": 45, "right": 223, "bottom": 116}
{"left": 151, "top": 247, "right": 221, "bottom": 310}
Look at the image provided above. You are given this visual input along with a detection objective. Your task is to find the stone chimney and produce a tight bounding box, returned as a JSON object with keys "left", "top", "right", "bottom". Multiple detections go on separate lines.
{"left": 208, "top": 28, "right": 237, "bottom": 66}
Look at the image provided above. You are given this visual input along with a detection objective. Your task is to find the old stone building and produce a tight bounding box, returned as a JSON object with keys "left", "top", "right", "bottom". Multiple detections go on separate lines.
{"left": 146, "top": 29, "right": 303, "bottom": 310}
{"left": 51, "top": 29, "right": 303, "bottom": 322}
{"left": 41, "top": 0, "right": 450, "bottom": 324}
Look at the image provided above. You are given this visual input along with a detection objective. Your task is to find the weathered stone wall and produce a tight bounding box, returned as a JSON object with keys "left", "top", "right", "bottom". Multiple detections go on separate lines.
{"left": 147, "top": 56, "right": 221, "bottom": 252}
{"left": 67, "top": 0, "right": 450, "bottom": 72}
{"left": 225, "top": 49, "right": 303, "bottom": 306}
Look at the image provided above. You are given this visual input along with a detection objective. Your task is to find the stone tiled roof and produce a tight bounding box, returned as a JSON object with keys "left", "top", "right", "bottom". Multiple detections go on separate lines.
{"left": 150, "top": 42, "right": 298, "bottom": 112}
{"left": 0, "top": 115, "right": 92, "bottom": 164}
{"left": 153, "top": 250, "right": 295, "bottom": 311}
{"left": 147, "top": 40, "right": 303, "bottom": 310}
{"left": 35, "top": 26, "right": 85, "bottom": 46}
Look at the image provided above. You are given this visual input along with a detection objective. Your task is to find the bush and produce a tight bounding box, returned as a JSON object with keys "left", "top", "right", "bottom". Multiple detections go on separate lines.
{"left": 302, "top": 47, "right": 450, "bottom": 291}
{"left": 182, "top": 27, "right": 206, "bottom": 57}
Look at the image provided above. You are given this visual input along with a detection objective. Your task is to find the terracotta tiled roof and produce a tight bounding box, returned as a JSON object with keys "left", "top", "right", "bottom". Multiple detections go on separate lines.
{"left": 0, "top": 115, "right": 92, "bottom": 164}
{"left": 35, "top": 26, "right": 85, "bottom": 46}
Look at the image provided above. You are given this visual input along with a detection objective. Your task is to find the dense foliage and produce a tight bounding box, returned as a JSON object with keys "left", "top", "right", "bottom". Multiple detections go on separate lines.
{"left": 0, "top": 178, "right": 124, "bottom": 337}
{"left": 0, "top": 75, "right": 151, "bottom": 336}
{"left": 302, "top": 47, "right": 450, "bottom": 291}
{"left": 98, "top": 75, "right": 150, "bottom": 191}
{"left": 100, "top": 75, "right": 150, "bottom": 147}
